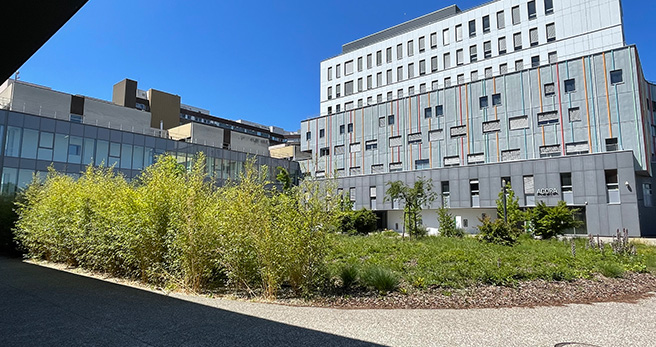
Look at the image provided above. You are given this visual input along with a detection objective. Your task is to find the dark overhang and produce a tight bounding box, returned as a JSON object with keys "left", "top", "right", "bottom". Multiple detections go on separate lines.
{"left": 0, "top": 0, "right": 88, "bottom": 82}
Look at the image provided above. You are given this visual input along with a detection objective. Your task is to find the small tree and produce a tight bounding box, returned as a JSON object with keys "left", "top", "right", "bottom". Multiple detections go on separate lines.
{"left": 384, "top": 178, "right": 436, "bottom": 238}
{"left": 496, "top": 183, "right": 525, "bottom": 233}
{"left": 437, "top": 204, "right": 462, "bottom": 237}
{"left": 529, "top": 201, "right": 583, "bottom": 239}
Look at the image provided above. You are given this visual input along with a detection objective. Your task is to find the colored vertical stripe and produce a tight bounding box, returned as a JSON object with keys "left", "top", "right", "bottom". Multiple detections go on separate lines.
{"left": 582, "top": 57, "right": 593, "bottom": 150}
{"left": 555, "top": 65, "right": 566, "bottom": 155}
{"left": 603, "top": 53, "right": 613, "bottom": 137}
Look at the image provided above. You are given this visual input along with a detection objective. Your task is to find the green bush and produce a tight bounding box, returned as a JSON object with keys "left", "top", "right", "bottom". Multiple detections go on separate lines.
{"left": 529, "top": 201, "right": 582, "bottom": 239}
{"left": 477, "top": 216, "right": 519, "bottom": 246}
{"left": 339, "top": 263, "right": 359, "bottom": 289}
{"left": 597, "top": 262, "right": 625, "bottom": 278}
{"left": 337, "top": 208, "right": 378, "bottom": 235}
{"left": 437, "top": 205, "right": 463, "bottom": 237}
{"left": 362, "top": 266, "right": 399, "bottom": 292}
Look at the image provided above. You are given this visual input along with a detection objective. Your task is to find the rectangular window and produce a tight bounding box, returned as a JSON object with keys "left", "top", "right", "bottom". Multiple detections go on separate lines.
{"left": 415, "top": 159, "right": 430, "bottom": 170}
{"left": 479, "top": 96, "right": 489, "bottom": 109}
{"left": 319, "top": 129, "right": 325, "bottom": 138}
{"left": 483, "top": 120, "right": 501, "bottom": 133}
{"left": 397, "top": 66, "right": 403, "bottom": 81}
{"left": 470, "top": 179, "right": 480, "bottom": 207}
{"left": 605, "top": 169, "right": 620, "bottom": 203}
{"left": 469, "top": 20, "right": 476, "bottom": 37}
{"left": 610, "top": 70, "right": 624, "bottom": 85}
{"left": 513, "top": 32, "right": 522, "bottom": 51}
{"left": 408, "top": 86, "right": 415, "bottom": 95}
{"left": 561, "top": 172, "right": 573, "bottom": 205}
{"left": 456, "top": 49, "right": 464, "bottom": 65}
{"left": 345, "top": 60, "right": 354, "bottom": 75}
{"left": 605, "top": 138, "right": 619, "bottom": 151}
{"left": 443, "top": 28, "right": 450, "bottom": 45}
{"left": 347, "top": 123, "right": 354, "bottom": 133}
{"left": 539, "top": 144, "right": 561, "bottom": 158}
{"left": 389, "top": 135, "right": 402, "bottom": 148}
{"left": 546, "top": 23, "right": 556, "bottom": 42}
{"left": 430, "top": 33, "right": 437, "bottom": 48}
{"left": 444, "top": 77, "right": 451, "bottom": 88}
{"left": 367, "top": 75, "right": 372, "bottom": 89}
{"left": 429, "top": 129, "right": 444, "bottom": 142}
{"left": 69, "top": 114, "right": 83, "bottom": 123}
{"left": 443, "top": 52, "right": 451, "bottom": 69}
{"left": 336, "top": 84, "right": 341, "bottom": 98}
{"left": 432, "top": 80, "right": 439, "bottom": 90}
{"left": 545, "top": 0, "right": 554, "bottom": 15}
{"left": 544, "top": 82, "right": 555, "bottom": 96}
{"left": 377, "top": 94, "right": 383, "bottom": 103}
{"left": 509, "top": 115, "right": 529, "bottom": 130}
{"left": 497, "top": 10, "right": 505, "bottom": 29}
{"left": 515, "top": 59, "right": 523, "bottom": 71}
{"left": 357, "top": 57, "right": 363, "bottom": 71}
{"left": 569, "top": 107, "right": 581, "bottom": 122}
{"left": 455, "top": 24, "right": 463, "bottom": 41}
{"left": 548, "top": 51, "right": 558, "bottom": 64}
{"left": 441, "top": 181, "right": 450, "bottom": 207}
{"left": 502, "top": 149, "right": 521, "bottom": 161}
{"left": 327, "top": 87, "right": 332, "bottom": 100}
{"left": 306, "top": 132, "right": 311, "bottom": 141}
{"left": 336, "top": 64, "right": 341, "bottom": 78}
{"left": 407, "top": 40, "right": 414, "bottom": 56}
{"left": 530, "top": 28, "right": 539, "bottom": 46}
{"left": 457, "top": 74, "right": 464, "bottom": 85}
{"left": 387, "top": 91, "right": 393, "bottom": 101}
{"left": 528, "top": 0, "right": 537, "bottom": 19}
{"left": 500, "top": 63, "right": 508, "bottom": 74}
{"left": 387, "top": 69, "right": 393, "bottom": 85}
{"left": 482, "top": 15, "right": 490, "bottom": 33}
{"left": 424, "top": 107, "right": 433, "bottom": 119}
{"left": 512, "top": 6, "right": 521, "bottom": 25}
{"left": 471, "top": 70, "right": 478, "bottom": 82}
{"left": 469, "top": 45, "right": 477, "bottom": 62}
{"left": 450, "top": 125, "right": 467, "bottom": 138}
{"left": 365, "top": 140, "right": 378, "bottom": 151}
{"left": 397, "top": 44, "right": 403, "bottom": 59}
{"left": 485, "top": 67, "right": 493, "bottom": 78}
{"left": 345, "top": 101, "right": 354, "bottom": 111}
{"left": 327, "top": 67, "right": 333, "bottom": 81}
{"left": 339, "top": 124, "right": 345, "bottom": 134}
{"left": 408, "top": 63, "right": 415, "bottom": 79}
{"left": 357, "top": 78, "right": 363, "bottom": 92}
{"left": 644, "top": 183, "right": 653, "bottom": 207}
{"left": 483, "top": 41, "right": 492, "bottom": 58}
{"left": 350, "top": 142, "right": 361, "bottom": 153}
{"left": 344, "top": 81, "right": 354, "bottom": 96}
{"left": 498, "top": 36, "right": 507, "bottom": 54}
{"left": 388, "top": 115, "right": 395, "bottom": 125}
{"left": 531, "top": 55, "right": 540, "bottom": 67}
{"left": 376, "top": 50, "right": 382, "bottom": 66}
{"left": 367, "top": 54, "right": 372, "bottom": 69}
{"left": 418, "top": 36, "right": 425, "bottom": 52}
{"left": 524, "top": 175, "right": 535, "bottom": 206}
{"left": 419, "top": 60, "right": 426, "bottom": 75}
{"left": 336, "top": 104, "right": 341, "bottom": 112}
{"left": 492, "top": 93, "right": 502, "bottom": 106}
{"left": 537, "top": 110, "right": 559, "bottom": 125}
{"left": 565, "top": 141, "right": 589, "bottom": 155}
{"left": 431, "top": 56, "right": 438, "bottom": 72}
{"left": 386, "top": 47, "right": 392, "bottom": 63}
{"left": 397, "top": 89, "right": 403, "bottom": 98}
{"left": 357, "top": 99, "right": 363, "bottom": 108}
{"left": 407, "top": 132, "right": 421, "bottom": 144}
{"left": 564, "top": 78, "right": 576, "bottom": 93}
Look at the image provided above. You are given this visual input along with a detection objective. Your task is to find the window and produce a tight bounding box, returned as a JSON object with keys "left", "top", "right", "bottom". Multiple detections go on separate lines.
{"left": 407, "top": 132, "right": 421, "bottom": 144}
{"left": 548, "top": 51, "right": 558, "bottom": 64}
{"left": 492, "top": 93, "right": 502, "bottom": 106}
{"left": 530, "top": 28, "right": 539, "bottom": 46}
{"left": 345, "top": 60, "right": 354, "bottom": 75}
{"left": 500, "top": 63, "right": 508, "bottom": 74}
{"left": 456, "top": 49, "right": 464, "bottom": 65}
{"left": 483, "top": 120, "right": 500, "bottom": 133}
{"left": 365, "top": 140, "right": 377, "bottom": 151}
{"left": 512, "top": 6, "right": 521, "bottom": 25}
{"left": 544, "top": 0, "right": 554, "bottom": 15}
{"left": 644, "top": 183, "right": 653, "bottom": 207}
{"left": 418, "top": 36, "right": 425, "bottom": 52}
{"left": 483, "top": 41, "right": 492, "bottom": 58}
{"left": 610, "top": 70, "right": 624, "bottom": 85}
{"left": 389, "top": 136, "right": 402, "bottom": 148}
{"left": 469, "top": 45, "right": 477, "bottom": 62}
{"left": 498, "top": 36, "right": 507, "bottom": 54}
{"left": 569, "top": 107, "right": 581, "bottom": 122}
{"left": 431, "top": 56, "right": 438, "bottom": 72}
{"left": 430, "top": 32, "right": 437, "bottom": 48}
{"left": 336, "top": 104, "right": 341, "bottom": 112}
{"left": 347, "top": 123, "right": 353, "bottom": 133}
{"left": 485, "top": 67, "right": 493, "bottom": 78}
{"left": 345, "top": 81, "right": 354, "bottom": 95}
{"left": 479, "top": 96, "right": 489, "bottom": 109}
{"left": 544, "top": 82, "right": 555, "bottom": 96}
{"left": 430, "top": 81, "right": 438, "bottom": 91}
{"left": 605, "top": 169, "right": 620, "bottom": 203}
{"left": 336, "top": 84, "right": 341, "bottom": 97}
{"left": 561, "top": 172, "right": 573, "bottom": 205}
{"left": 457, "top": 74, "right": 464, "bottom": 85}
{"left": 377, "top": 94, "right": 383, "bottom": 103}
{"left": 451, "top": 125, "right": 467, "bottom": 137}
{"left": 69, "top": 114, "right": 83, "bottom": 123}
{"left": 386, "top": 69, "right": 393, "bottom": 85}
{"left": 471, "top": 70, "right": 478, "bottom": 82}
{"left": 397, "top": 66, "right": 403, "bottom": 81}
{"left": 443, "top": 52, "right": 451, "bottom": 69}
{"left": 606, "top": 138, "right": 619, "bottom": 151}
{"left": 443, "top": 28, "right": 450, "bottom": 45}
{"left": 397, "top": 89, "right": 403, "bottom": 98}
{"left": 327, "top": 87, "right": 332, "bottom": 100}
{"left": 483, "top": 15, "right": 490, "bottom": 33}
{"left": 408, "top": 63, "right": 415, "bottom": 79}
{"left": 357, "top": 78, "right": 363, "bottom": 92}
{"left": 497, "top": 10, "right": 505, "bottom": 29}
{"left": 357, "top": 99, "right": 363, "bottom": 108}
{"left": 435, "top": 105, "right": 444, "bottom": 116}
{"left": 424, "top": 107, "right": 433, "bottom": 119}
{"left": 386, "top": 47, "right": 392, "bottom": 63}
{"left": 469, "top": 20, "right": 476, "bottom": 37}
{"left": 319, "top": 147, "right": 329, "bottom": 157}
{"left": 408, "top": 86, "right": 415, "bottom": 95}
{"left": 419, "top": 60, "right": 426, "bottom": 75}
{"left": 376, "top": 72, "right": 382, "bottom": 87}
{"left": 339, "top": 124, "right": 345, "bottom": 134}
{"left": 387, "top": 91, "right": 393, "bottom": 101}
{"left": 444, "top": 77, "right": 451, "bottom": 88}
{"left": 407, "top": 40, "right": 414, "bottom": 56}
{"left": 513, "top": 32, "right": 522, "bottom": 51}
{"left": 524, "top": 175, "right": 535, "bottom": 206}
{"left": 328, "top": 67, "right": 333, "bottom": 81}
{"left": 376, "top": 50, "right": 382, "bottom": 66}
{"left": 502, "top": 149, "right": 521, "bottom": 161}
{"left": 415, "top": 159, "right": 430, "bottom": 170}
{"left": 319, "top": 129, "right": 325, "bottom": 138}
{"left": 455, "top": 24, "right": 463, "bottom": 41}
{"left": 546, "top": 23, "right": 556, "bottom": 42}
{"left": 370, "top": 186, "right": 377, "bottom": 209}
{"left": 515, "top": 59, "right": 523, "bottom": 71}
{"left": 367, "top": 75, "right": 372, "bottom": 89}
{"left": 327, "top": 106, "right": 332, "bottom": 115}
{"left": 537, "top": 110, "right": 559, "bottom": 125}
{"left": 470, "top": 179, "right": 480, "bottom": 207}
{"left": 306, "top": 131, "right": 311, "bottom": 141}
{"left": 357, "top": 57, "right": 363, "bottom": 71}
{"left": 397, "top": 44, "right": 403, "bottom": 59}
{"left": 539, "top": 144, "right": 561, "bottom": 158}
{"left": 349, "top": 187, "right": 356, "bottom": 203}
{"left": 564, "top": 78, "right": 576, "bottom": 93}
{"left": 367, "top": 96, "right": 373, "bottom": 104}
{"left": 378, "top": 117, "right": 385, "bottom": 127}
{"left": 441, "top": 181, "right": 450, "bottom": 207}
{"left": 336, "top": 64, "right": 341, "bottom": 78}
{"left": 388, "top": 115, "right": 395, "bottom": 125}
{"left": 350, "top": 142, "right": 361, "bottom": 153}
{"left": 528, "top": 1, "right": 537, "bottom": 19}
{"left": 509, "top": 115, "right": 529, "bottom": 130}
{"left": 531, "top": 55, "right": 540, "bottom": 67}
{"left": 367, "top": 54, "right": 372, "bottom": 69}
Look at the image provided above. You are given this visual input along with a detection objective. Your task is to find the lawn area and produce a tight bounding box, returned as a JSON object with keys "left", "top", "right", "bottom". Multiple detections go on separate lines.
{"left": 326, "top": 233, "right": 656, "bottom": 289}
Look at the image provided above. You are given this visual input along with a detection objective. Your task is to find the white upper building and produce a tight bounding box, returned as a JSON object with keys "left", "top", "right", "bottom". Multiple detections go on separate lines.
{"left": 320, "top": 0, "right": 625, "bottom": 116}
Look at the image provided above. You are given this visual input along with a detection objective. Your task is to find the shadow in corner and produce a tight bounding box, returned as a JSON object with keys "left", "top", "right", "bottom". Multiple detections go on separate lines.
{"left": 0, "top": 257, "right": 382, "bottom": 347}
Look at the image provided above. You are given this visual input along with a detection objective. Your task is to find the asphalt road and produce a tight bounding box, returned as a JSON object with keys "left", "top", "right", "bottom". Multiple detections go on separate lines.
{"left": 2, "top": 257, "right": 655, "bottom": 346}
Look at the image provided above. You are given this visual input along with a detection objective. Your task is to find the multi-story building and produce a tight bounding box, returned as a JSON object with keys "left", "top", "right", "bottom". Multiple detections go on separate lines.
{"left": 301, "top": 0, "right": 656, "bottom": 237}
{"left": 0, "top": 79, "right": 300, "bottom": 193}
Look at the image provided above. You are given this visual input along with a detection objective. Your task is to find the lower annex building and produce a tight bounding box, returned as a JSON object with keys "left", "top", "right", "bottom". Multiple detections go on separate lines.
{"left": 301, "top": 0, "right": 656, "bottom": 237}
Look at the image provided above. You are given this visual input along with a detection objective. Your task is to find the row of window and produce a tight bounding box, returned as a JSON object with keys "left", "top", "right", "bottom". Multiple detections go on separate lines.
{"left": 327, "top": 0, "right": 555, "bottom": 82}
{"left": 327, "top": 23, "right": 557, "bottom": 102}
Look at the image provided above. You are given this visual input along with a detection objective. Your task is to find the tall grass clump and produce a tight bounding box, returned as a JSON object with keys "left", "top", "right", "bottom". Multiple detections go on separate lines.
{"left": 14, "top": 153, "right": 340, "bottom": 298}
{"left": 362, "top": 266, "right": 399, "bottom": 292}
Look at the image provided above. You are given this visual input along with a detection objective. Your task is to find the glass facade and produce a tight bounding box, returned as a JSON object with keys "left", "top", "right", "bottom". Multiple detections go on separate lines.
{"left": 0, "top": 111, "right": 301, "bottom": 194}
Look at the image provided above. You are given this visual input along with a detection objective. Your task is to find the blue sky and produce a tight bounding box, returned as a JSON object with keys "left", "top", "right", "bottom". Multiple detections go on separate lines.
{"left": 16, "top": 0, "right": 656, "bottom": 132}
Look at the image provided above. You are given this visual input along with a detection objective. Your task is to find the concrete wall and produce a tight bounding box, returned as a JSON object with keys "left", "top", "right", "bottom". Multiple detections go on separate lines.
{"left": 148, "top": 89, "right": 180, "bottom": 130}
{"left": 9, "top": 82, "right": 71, "bottom": 119}
{"left": 387, "top": 208, "right": 496, "bottom": 235}
{"left": 230, "top": 132, "right": 271, "bottom": 156}
{"left": 83, "top": 98, "right": 152, "bottom": 134}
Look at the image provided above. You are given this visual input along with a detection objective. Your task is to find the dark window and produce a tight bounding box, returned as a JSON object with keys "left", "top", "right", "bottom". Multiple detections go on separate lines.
{"left": 424, "top": 107, "right": 432, "bottom": 119}
{"left": 388, "top": 115, "right": 395, "bottom": 125}
{"left": 492, "top": 93, "right": 502, "bottom": 106}
{"left": 435, "top": 105, "right": 444, "bottom": 116}
{"left": 482, "top": 15, "right": 490, "bottom": 33}
{"left": 319, "top": 147, "right": 329, "bottom": 157}
{"left": 606, "top": 138, "right": 619, "bottom": 151}
{"left": 564, "top": 79, "right": 576, "bottom": 93}
{"left": 532, "top": 55, "right": 540, "bottom": 67}
{"left": 544, "top": 0, "right": 554, "bottom": 14}
{"left": 479, "top": 96, "right": 489, "bottom": 109}
{"left": 610, "top": 70, "right": 623, "bottom": 85}
{"left": 306, "top": 132, "right": 311, "bottom": 140}
{"left": 469, "top": 20, "right": 476, "bottom": 37}
{"left": 319, "top": 129, "right": 325, "bottom": 138}
{"left": 339, "top": 125, "right": 345, "bottom": 134}
{"left": 528, "top": 1, "right": 537, "bottom": 19}
{"left": 347, "top": 123, "right": 353, "bottom": 133}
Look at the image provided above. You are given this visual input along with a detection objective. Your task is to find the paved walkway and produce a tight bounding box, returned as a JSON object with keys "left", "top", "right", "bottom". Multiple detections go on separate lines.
{"left": 2, "top": 257, "right": 655, "bottom": 346}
